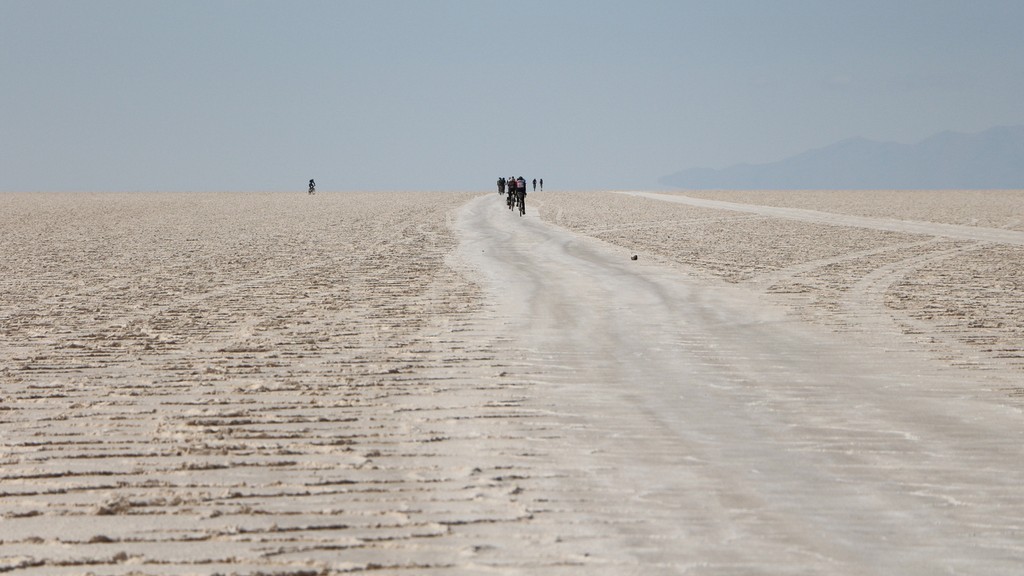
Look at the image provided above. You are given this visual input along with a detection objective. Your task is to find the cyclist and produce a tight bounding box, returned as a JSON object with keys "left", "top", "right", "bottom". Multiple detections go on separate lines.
{"left": 516, "top": 176, "right": 526, "bottom": 216}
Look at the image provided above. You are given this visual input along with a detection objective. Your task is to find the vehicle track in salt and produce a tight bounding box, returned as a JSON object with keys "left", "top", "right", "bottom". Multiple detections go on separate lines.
{"left": 460, "top": 192, "right": 1024, "bottom": 575}
{"left": 626, "top": 191, "right": 1024, "bottom": 375}
{"left": 534, "top": 191, "right": 1024, "bottom": 376}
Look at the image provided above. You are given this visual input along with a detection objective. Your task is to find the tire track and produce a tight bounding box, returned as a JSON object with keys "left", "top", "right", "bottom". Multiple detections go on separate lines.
{"left": 620, "top": 191, "right": 1024, "bottom": 246}
{"left": 603, "top": 191, "right": 1024, "bottom": 372}
{"left": 457, "top": 193, "right": 1024, "bottom": 574}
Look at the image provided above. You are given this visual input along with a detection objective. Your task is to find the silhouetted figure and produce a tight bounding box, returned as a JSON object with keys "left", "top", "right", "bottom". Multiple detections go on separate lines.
{"left": 516, "top": 176, "right": 526, "bottom": 216}
{"left": 308, "top": 179, "right": 316, "bottom": 194}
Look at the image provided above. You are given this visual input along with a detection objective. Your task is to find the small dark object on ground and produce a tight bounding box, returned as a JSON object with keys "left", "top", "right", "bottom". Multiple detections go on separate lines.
{"left": 631, "top": 255, "right": 638, "bottom": 261}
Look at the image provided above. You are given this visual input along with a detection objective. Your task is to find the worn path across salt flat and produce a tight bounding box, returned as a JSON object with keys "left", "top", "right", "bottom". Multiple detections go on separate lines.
{"left": 621, "top": 191, "right": 1024, "bottom": 245}
{"left": 456, "top": 194, "right": 1024, "bottom": 575}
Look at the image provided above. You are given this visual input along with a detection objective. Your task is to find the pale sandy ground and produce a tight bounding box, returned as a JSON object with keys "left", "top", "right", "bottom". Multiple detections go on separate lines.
{"left": 1, "top": 190, "right": 1023, "bottom": 574}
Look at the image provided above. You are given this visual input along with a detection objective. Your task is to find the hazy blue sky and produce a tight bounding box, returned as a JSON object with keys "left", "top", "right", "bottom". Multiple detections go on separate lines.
{"left": 3, "top": 1, "right": 1023, "bottom": 191}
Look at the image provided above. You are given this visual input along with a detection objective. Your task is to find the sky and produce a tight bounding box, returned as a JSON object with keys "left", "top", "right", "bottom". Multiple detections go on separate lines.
{"left": 3, "top": 0, "right": 1024, "bottom": 192}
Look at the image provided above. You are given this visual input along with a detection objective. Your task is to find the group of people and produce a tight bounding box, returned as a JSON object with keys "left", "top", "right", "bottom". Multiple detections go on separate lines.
{"left": 497, "top": 177, "right": 542, "bottom": 193}
{"left": 497, "top": 176, "right": 542, "bottom": 216}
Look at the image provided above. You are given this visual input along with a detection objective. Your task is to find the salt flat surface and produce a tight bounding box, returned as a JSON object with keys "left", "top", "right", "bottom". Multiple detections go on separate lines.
{"left": 537, "top": 190, "right": 1024, "bottom": 375}
{"left": 1, "top": 190, "right": 1023, "bottom": 574}
{"left": 470, "top": 191, "right": 1024, "bottom": 574}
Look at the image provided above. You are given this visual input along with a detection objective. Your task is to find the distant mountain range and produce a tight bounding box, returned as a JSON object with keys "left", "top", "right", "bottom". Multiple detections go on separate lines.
{"left": 660, "top": 125, "right": 1024, "bottom": 189}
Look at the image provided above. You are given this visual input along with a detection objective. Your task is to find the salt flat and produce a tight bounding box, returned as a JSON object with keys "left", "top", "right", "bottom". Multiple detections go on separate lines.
{"left": 1, "top": 190, "right": 1023, "bottom": 574}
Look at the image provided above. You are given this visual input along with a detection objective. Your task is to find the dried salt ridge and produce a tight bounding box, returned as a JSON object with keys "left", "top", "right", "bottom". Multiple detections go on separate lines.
{"left": 0, "top": 193, "right": 563, "bottom": 574}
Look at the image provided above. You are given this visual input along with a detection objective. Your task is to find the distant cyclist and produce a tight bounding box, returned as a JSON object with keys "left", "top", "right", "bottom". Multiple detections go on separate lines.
{"left": 516, "top": 176, "right": 526, "bottom": 216}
